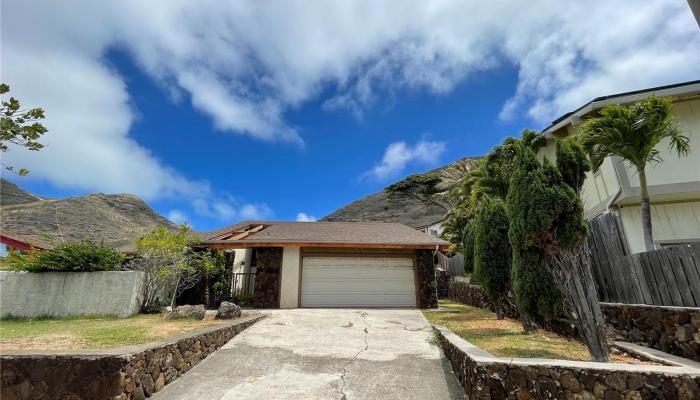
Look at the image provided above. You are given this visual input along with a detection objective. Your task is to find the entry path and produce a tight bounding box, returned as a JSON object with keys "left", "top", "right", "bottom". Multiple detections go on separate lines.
{"left": 152, "top": 309, "right": 463, "bottom": 400}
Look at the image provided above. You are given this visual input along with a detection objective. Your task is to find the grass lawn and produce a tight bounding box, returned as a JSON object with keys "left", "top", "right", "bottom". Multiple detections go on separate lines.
{"left": 423, "top": 300, "right": 592, "bottom": 361}
{"left": 0, "top": 314, "right": 237, "bottom": 351}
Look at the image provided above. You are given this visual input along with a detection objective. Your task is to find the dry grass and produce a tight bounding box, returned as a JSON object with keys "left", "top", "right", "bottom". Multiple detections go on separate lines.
{"left": 423, "top": 300, "right": 592, "bottom": 361}
{"left": 0, "top": 314, "right": 236, "bottom": 351}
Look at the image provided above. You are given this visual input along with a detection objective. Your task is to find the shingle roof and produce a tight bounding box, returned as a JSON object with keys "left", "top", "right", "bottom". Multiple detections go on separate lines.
{"left": 196, "top": 220, "right": 449, "bottom": 249}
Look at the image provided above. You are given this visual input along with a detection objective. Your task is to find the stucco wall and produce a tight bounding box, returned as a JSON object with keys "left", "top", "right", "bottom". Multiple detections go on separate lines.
{"left": 279, "top": 247, "right": 301, "bottom": 308}
{"left": 0, "top": 271, "right": 144, "bottom": 318}
{"left": 621, "top": 99, "right": 700, "bottom": 189}
{"left": 619, "top": 201, "right": 700, "bottom": 253}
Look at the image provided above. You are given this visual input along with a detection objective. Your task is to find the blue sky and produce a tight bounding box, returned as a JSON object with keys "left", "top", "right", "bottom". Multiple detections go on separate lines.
{"left": 2, "top": 1, "right": 699, "bottom": 231}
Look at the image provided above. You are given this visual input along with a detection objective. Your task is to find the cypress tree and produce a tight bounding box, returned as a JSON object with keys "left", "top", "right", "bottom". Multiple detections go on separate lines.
{"left": 472, "top": 197, "right": 511, "bottom": 319}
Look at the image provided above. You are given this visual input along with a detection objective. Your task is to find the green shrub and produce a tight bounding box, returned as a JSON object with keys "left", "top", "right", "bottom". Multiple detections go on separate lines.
{"left": 5, "top": 240, "right": 123, "bottom": 272}
{"left": 506, "top": 147, "right": 562, "bottom": 323}
{"left": 462, "top": 222, "right": 476, "bottom": 274}
{"left": 472, "top": 197, "right": 511, "bottom": 317}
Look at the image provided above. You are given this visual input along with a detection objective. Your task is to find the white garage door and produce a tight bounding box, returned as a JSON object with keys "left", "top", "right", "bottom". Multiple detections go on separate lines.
{"left": 301, "top": 256, "right": 416, "bottom": 307}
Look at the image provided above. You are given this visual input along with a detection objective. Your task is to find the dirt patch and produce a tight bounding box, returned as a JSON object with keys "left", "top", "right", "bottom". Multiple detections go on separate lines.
{"left": 1, "top": 334, "right": 89, "bottom": 351}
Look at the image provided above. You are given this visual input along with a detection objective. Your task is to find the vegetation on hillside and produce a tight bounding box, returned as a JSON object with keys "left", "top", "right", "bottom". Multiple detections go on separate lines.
{"left": 1, "top": 240, "right": 123, "bottom": 272}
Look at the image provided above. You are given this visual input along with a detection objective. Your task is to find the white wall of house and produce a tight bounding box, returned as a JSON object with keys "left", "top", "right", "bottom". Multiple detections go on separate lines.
{"left": 279, "top": 246, "right": 301, "bottom": 308}
{"left": 421, "top": 221, "right": 444, "bottom": 237}
{"left": 619, "top": 201, "right": 700, "bottom": 253}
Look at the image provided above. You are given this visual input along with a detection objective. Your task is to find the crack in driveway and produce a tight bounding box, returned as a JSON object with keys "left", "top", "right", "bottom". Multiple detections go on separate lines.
{"left": 338, "top": 312, "right": 370, "bottom": 400}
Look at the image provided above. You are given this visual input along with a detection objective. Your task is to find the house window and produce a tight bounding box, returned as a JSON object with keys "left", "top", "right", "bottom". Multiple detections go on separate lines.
{"left": 429, "top": 229, "right": 439, "bottom": 237}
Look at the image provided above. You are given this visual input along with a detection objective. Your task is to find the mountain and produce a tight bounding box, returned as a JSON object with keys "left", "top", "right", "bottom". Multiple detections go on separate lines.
{"left": 0, "top": 178, "right": 176, "bottom": 251}
{"left": 323, "top": 157, "right": 480, "bottom": 227}
{"left": 0, "top": 178, "right": 43, "bottom": 206}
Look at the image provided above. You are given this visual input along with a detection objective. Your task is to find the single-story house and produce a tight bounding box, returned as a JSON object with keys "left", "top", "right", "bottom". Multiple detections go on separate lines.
{"left": 194, "top": 220, "right": 449, "bottom": 309}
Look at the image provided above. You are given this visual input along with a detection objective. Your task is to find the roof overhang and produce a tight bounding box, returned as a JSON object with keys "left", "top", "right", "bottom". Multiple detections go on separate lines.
{"left": 543, "top": 80, "right": 700, "bottom": 137}
{"left": 193, "top": 240, "right": 450, "bottom": 251}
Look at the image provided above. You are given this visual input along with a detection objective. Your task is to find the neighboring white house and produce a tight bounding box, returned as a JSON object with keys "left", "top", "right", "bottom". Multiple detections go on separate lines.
{"left": 537, "top": 80, "right": 700, "bottom": 254}
{"left": 417, "top": 219, "right": 445, "bottom": 237}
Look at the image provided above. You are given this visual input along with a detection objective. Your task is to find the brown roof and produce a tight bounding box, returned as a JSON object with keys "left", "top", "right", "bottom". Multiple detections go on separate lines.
{"left": 196, "top": 220, "right": 449, "bottom": 249}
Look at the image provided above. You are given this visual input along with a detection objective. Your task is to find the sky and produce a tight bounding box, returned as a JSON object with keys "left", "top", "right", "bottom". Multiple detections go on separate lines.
{"left": 1, "top": 1, "right": 699, "bottom": 231}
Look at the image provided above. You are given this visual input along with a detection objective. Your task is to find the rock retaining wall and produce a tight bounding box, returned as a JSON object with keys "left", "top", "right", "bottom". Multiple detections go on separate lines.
{"left": 435, "top": 324, "right": 700, "bottom": 400}
{"left": 0, "top": 314, "right": 265, "bottom": 400}
{"left": 447, "top": 281, "right": 578, "bottom": 337}
{"left": 602, "top": 303, "right": 700, "bottom": 363}
{"left": 448, "top": 280, "right": 519, "bottom": 318}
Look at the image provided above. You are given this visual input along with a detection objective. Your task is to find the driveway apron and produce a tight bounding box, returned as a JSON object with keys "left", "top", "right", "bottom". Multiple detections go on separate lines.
{"left": 151, "top": 309, "right": 463, "bottom": 400}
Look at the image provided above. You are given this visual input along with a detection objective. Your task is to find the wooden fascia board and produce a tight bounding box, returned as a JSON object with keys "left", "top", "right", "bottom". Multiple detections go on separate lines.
{"left": 192, "top": 241, "right": 449, "bottom": 251}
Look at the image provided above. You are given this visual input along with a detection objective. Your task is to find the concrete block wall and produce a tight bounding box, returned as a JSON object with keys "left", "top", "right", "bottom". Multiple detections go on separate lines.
{"left": 0, "top": 271, "right": 144, "bottom": 318}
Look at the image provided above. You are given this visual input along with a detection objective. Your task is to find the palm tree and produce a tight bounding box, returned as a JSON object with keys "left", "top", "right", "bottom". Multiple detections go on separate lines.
{"left": 579, "top": 96, "right": 690, "bottom": 251}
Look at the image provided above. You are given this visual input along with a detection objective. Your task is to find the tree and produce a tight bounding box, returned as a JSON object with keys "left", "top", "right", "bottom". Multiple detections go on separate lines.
{"left": 506, "top": 146, "right": 563, "bottom": 332}
{"left": 507, "top": 141, "right": 609, "bottom": 361}
{"left": 579, "top": 96, "right": 690, "bottom": 251}
{"left": 472, "top": 197, "right": 511, "bottom": 318}
{"left": 1, "top": 83, "right": 48, "bottom": 176}
{"left": 462, "top": 221, "right": 476, "bottom": 274}
{"left": 385, "top": 172, "right": 449, "bottom": 211}
{"left": 129, "top": 225, "right": 197, "bottom": 311}
{"left": 189, "top": 249, "right": 226, "bottom": 308}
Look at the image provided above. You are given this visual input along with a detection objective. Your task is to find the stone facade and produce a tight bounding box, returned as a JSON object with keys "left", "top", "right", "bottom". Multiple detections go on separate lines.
{"left": 0, "top": 315, "right": 265, "bottom": 400}
{"left": 435, "top": 324, "right": 700, "bottom": 400}
{"left": 602, "top": 303, "right": 700, "bottom": 363}
{"left": 251, "top": 247, "right": 283, "bottom": 308}
{"left": 415, "top": 249, "right": 437, "bottom": 309}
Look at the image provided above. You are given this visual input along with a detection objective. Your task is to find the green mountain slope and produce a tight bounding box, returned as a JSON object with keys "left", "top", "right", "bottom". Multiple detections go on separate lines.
{"left": 323, "top": 157, "right": 480, "bottom": 227}
{"left": 0, "top": 179, "right": 176, "bottom": 251}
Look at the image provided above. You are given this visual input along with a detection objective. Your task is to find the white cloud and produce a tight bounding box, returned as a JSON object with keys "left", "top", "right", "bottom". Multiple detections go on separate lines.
{"left": 296, "top": 212, "right": 317, "bottom": 222}
{"left": 167, "top": 210, "right": 188, "bottom": 224}
{"left": 239, "top": 203, "right": 274, "bottom": 220}
{"left": 364, "top": 140, "right": 446, "bottom": 181}
{"left": 2, "top": 1, "right": 698, "bottom": 198}
{"left": 191, "top": 197, "right": 271, "bottom": 222}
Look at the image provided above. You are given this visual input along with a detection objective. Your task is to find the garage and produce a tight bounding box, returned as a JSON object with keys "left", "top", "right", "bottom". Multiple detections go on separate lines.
{"left": 196, "top": 220, "right": 447, "bottom": 309}
{"left": 300, "top": 256, "right": 417, "bottom": 307}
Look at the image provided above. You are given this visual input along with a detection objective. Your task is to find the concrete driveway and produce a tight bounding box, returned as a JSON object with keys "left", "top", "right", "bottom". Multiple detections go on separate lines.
{"left": 152, "top": 309, "right": 463, "bottom": 400}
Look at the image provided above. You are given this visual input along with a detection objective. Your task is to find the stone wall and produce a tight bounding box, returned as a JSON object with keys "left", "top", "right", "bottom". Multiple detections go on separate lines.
{"left": 0, "top": 271, "right": 143, "bottom": 318}
{"left": 602, "top": 303, "right": 700, "bottom": 363}
{"left": 415, "top": 249, "right": 437, "bottom": 309}
{"left": 251, "top": 247, "right": 283, "bottom": 308}
{"left": 434, "top": 324, "right": 700, "bottom": 400}
{"left": 448, "top": 280, "right": 519, "bottom": 319}
{"left": 436, "top": 269, "right": 450, "bottom": 298}
{"left": 448, "top": 280, "right": 581, "bottom": 338}
{"left": 0, "top": 315, "right": 265, "bottom": 400}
